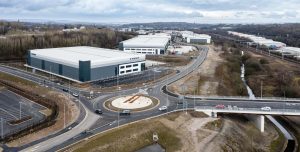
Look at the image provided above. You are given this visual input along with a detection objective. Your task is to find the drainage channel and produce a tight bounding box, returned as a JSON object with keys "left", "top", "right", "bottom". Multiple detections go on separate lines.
{"left": 241, "top": 51, "right": 295, "bottom": 151}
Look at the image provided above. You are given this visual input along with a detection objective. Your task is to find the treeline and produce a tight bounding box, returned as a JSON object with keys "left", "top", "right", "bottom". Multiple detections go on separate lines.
{"left": 0, "top": 28, "right": 135, "bottom": 60}
{"left": 0, "top": 21, "right": 28, "bottom": 35}
{"left": 234, "top": 24, "right": 300, "bottom": 47}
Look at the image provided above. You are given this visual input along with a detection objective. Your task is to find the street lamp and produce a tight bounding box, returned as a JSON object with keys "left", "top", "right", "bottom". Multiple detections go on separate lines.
{"left": 260, "top": 81, "right": 263, "bottom": 99}
{"left": 1, "top": 118, "right": 3, "bottom": 140}
{"left": 19, "top": 102, "right": 25, "bottom": 119}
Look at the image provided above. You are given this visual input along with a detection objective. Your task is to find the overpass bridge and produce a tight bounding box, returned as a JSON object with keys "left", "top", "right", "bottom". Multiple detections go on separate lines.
{"left": 195, "top": 106, "right": 300, "bottom": 133}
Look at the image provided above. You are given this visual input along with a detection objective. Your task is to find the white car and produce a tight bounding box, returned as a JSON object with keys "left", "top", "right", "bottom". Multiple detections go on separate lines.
{"left": 72, "top": 93, "right": 79, "bottom": 97}
{"left": 261, "top": 106, "right": 271, "bottom": 111}
{"left": 159, "top": 106, "right": 168, "bottom": 111}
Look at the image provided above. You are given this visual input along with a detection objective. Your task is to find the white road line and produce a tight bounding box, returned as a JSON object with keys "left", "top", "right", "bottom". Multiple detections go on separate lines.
{"left": 0, "top": 108, "right": 18, "bottom": 119}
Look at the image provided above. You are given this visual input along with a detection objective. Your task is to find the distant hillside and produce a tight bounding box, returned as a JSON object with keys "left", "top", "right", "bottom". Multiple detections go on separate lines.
{"left": 120, "top": 22, "right": 212, "bottom": 30}
{"left": 233, "top": 24, "right": 300, "bottom": 48}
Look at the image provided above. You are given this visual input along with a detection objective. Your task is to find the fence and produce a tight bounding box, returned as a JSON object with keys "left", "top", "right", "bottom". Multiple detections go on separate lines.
{"left": 0, "top": 80, "right": 58, "bottom": 143}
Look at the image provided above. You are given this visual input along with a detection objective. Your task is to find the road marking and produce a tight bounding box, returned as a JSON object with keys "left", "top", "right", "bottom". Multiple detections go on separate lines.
{"left": 0, "top": 108, "right": 18, "bottom": 119}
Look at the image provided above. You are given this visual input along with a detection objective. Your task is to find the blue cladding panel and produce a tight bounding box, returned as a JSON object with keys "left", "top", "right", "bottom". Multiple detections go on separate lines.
{"left": 79, "top": 61, "right": 91, "bottom": 82}
{"left": 91, "top": 65, "right": 118, "bottom": 81}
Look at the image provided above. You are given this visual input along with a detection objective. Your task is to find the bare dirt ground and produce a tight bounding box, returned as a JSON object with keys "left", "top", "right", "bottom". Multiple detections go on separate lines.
{"left": 168, "top": 45, "right": 225, "bottom": 95}
{"left": 245, "top": 51, "right": 300, "bottom": 97}
{"left": 66, "top": 111, "right": 282, "bottom": 152}
{"left": 3, "top": 81, "right": 79, "bottom": 147}
{"left": 205, "top": 115, "right": 283, "bottom": 152}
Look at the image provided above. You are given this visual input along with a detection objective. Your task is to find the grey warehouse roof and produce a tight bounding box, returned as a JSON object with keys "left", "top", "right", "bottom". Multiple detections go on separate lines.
{"left": 29, "top": 46, "right": 145, "bottom": 68}
{"left": 121, "top": 36, "right": 169, "bottom": 48}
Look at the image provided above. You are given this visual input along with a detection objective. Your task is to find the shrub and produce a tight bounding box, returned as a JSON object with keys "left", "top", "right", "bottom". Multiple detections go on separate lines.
{"left": 259, "top": 58, "right": 269, "bottom": 64}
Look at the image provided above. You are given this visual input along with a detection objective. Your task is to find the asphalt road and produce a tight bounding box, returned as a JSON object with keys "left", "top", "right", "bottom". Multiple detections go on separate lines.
{"left": 1, "top": 44, "right": 300, "bottom": 152}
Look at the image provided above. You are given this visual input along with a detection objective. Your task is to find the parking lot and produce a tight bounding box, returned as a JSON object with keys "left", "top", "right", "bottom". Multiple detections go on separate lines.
{"left": 0, "top": 89, "right": 46, "bottom": 138}
{"left": 92, "top": 67, "right": 170, "bottom": 88}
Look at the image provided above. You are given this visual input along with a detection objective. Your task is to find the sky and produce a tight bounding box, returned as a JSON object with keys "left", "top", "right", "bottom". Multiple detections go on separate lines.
{"left": 1, "top": 0, "right": 300, "bottom": 24}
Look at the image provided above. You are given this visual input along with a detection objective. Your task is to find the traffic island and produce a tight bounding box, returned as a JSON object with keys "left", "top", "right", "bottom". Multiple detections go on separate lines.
{"left": 104, "top": 94, "right": 159, "bottom": 112}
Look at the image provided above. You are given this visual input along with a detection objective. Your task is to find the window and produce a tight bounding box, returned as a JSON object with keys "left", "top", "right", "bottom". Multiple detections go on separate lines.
{"left": 133, "top": 64, "right": 138, "bottom": 67}
{"left": 126, "top": 65, "right": 132, "bottom": 68}
{"left": 120, "top": 71, "right": 125, "bottom": 74}
{"left": 120, "top": 66, "right": 124, "bottom": 69}
{"left": 126, "top": 70, "right": 132, "bottom": 73}
{"left": 133, "top": 69, "right": 138, "bottom": 72}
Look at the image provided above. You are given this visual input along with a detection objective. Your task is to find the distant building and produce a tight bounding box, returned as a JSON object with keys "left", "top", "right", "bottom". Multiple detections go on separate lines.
{"left": 181, "top": 31, "right": 211, "bottom": 44}
{"left": 279, "top": 47, "right": 300, "bottom": 55}
{"left": 62, "top": 26, "right": 86, "bottom": 32}
{"left": 135, "top": 30, "right": 148, "bottom": 35}
{"left": 228, "top": 31, "right": 286, "bottom": 49}
{"left": 119, "top": 35, "right": 170, "bottom": 55}
{"left": 118, "top": 28, "right": 133, "bottom": 32}
{"left": 27, "top": 46, "right": 146, "bottom": 82}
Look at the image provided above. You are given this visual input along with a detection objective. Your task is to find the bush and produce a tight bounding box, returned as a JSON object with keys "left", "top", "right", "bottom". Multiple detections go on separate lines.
{"left": 245, "top": 59, "right": 262, "bottom": 72}
{"left": 241, "top": 54, "right": 251, "bottom": 63}
{"left": 259, "top": 58, "right": 269, "bottom": 64}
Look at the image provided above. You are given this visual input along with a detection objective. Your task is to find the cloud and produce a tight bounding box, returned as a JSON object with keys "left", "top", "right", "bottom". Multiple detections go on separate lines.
{"left": 0, "top": 0, "right": 299, "bottom": 23}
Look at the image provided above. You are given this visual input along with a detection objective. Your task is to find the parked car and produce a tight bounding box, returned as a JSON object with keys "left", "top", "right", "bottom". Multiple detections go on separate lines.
{"left": 120, "top": 110, "right": 131, "bottom": 116}
{"left": 233, "top": 106, "right": 238, "bottom": 110}
{"left": 72, "top": 93, "right": 79, "bottom": 97}
{"left": 261, "top": 106, "right": 271, "bottom": 111}
{"left": 159, "top": 106, "right": 168, "bottom": 111}
{"left": 215, "top": 104, "right": 225, "bottom": 109}
{"left": 62, "top": 88, "right": 69, "bottom": 92}
{"left": 95, "top": 109, "right": 103, "bottom": 114}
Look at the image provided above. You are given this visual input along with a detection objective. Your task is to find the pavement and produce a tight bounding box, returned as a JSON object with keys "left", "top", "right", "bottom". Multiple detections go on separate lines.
{"left": 0, "top": 44, "right": 300, "bottom": 151}
{"left": 0, "top": 89, "right": 45, "bottom": 138}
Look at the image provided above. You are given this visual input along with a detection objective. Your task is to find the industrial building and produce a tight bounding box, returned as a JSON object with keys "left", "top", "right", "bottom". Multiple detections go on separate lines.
{"left": 27, "top": 46, "right": 146, "bottom": 82}
{"left": 119, "top": 35, "right": 170, "bottom": 55}
{"left": 228, "top": 31, "right": 286, "bottom": 49}
{"left": 180, "top": 31, "right": 211, "bottom": 44}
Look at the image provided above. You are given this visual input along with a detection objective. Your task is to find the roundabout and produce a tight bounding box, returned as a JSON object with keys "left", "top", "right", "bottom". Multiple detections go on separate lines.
{"left": 104, "top": 94, "right": 160, "bottom": 112}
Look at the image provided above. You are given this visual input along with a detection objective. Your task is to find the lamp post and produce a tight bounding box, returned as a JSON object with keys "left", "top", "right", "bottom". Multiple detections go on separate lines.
{"left": 1, "top": 118, "right": 3, "bottom": 139}
{"left": 260, "top": 81, "right": 263, "bottom": 99}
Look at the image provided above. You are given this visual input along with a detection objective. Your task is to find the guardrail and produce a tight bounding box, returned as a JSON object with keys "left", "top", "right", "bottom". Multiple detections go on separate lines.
{"left": 195, "top": 106, "right": 300, "bottom": 115}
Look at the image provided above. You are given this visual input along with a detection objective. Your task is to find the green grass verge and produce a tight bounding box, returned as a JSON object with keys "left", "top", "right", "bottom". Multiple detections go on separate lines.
{"left": 270, "top": 127, "right": 285, "bottom": 152}
{"left": 73, "top": 119, "right": 181, "bottom": 152}
{"left": 0, "top": 72, "right": 36, "bottom": 86}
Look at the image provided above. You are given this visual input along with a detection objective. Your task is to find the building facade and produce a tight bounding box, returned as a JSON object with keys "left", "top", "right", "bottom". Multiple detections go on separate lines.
{"left": 27, "top": 46, "right": 146, "bottom": 82}
{"left": 119, "top": 35, "right": 170, "bottom": 55}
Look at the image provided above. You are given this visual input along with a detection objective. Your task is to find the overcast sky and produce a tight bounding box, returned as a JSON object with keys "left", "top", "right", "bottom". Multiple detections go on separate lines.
{"left": 1, "top": 0, "right": 300, "bottom": 24}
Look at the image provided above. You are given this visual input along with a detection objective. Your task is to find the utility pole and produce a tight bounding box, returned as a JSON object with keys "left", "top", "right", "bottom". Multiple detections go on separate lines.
{"left": 260, "top": 81, "right": 263, "bottom": 99}
{"left": 19, "top": 102, "right": 22, "bottom": 119}
{"left": 194, "top": 90, "right": 196, "bottom": 108}
{"left": 64, "top": 102, "right": 66, "bottom": 129}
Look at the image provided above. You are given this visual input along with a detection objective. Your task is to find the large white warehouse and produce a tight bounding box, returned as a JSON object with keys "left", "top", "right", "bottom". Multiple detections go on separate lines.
{"left": 228, "top": 31, "right": 286, "bottom": 49}
{"left": 119, "top": 35, "right": 170, "bottom": 55}
{"left": 27, "top": 46, "right": 146, "bottom": 82}
{"left": 181, "top": 31, "right": 211, "bottom": 44}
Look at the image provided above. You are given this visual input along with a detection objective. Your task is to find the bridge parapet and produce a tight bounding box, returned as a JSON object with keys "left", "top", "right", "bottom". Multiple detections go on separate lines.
{"left": 194, "top": 106, "right": 300, "bottom": 116}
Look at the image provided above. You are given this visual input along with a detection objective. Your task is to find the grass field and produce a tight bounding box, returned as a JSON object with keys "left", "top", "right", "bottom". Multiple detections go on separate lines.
{"left": 0, "top": 72, "right": 36, "bottom": 86}
{"left": 69, "top": 113, "right": 182, "bottom": 152}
